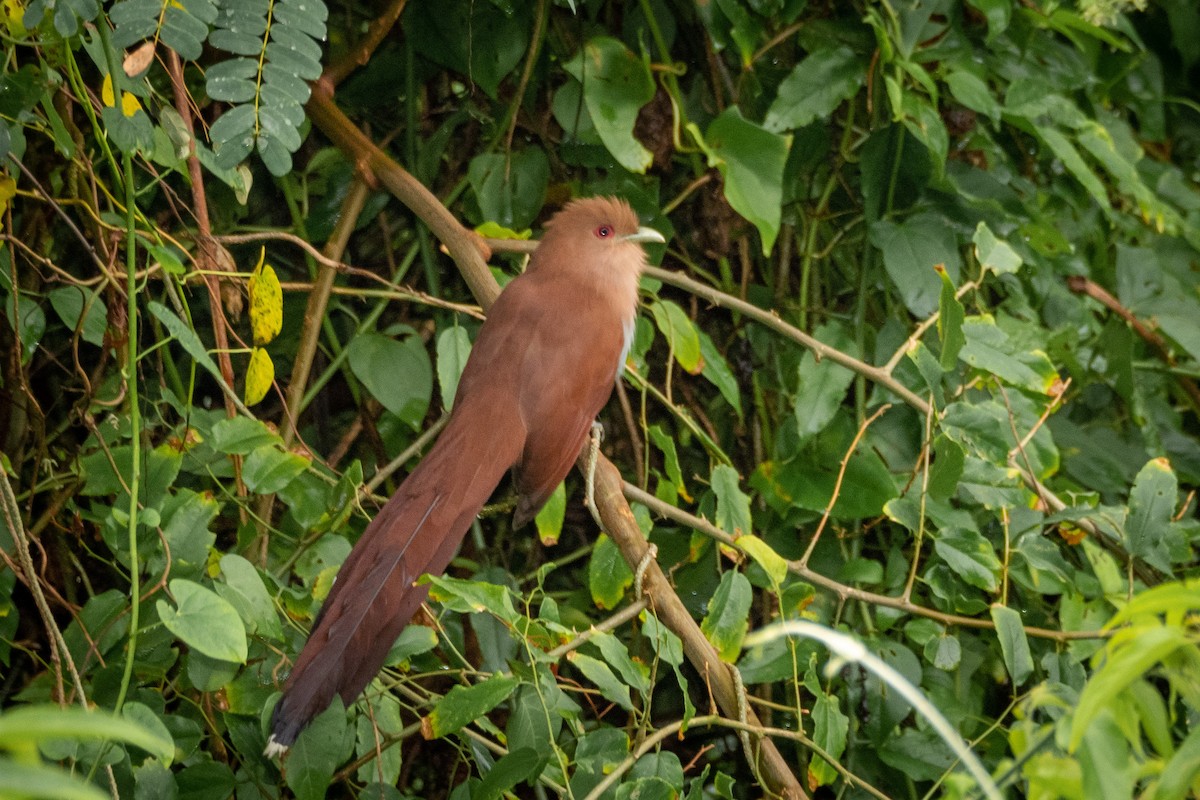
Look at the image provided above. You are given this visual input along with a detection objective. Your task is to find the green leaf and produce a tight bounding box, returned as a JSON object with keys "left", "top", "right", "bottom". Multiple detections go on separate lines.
{"left": 156, "top": 579, "right": 247, "bottom": 663}
{"left": 568, "top": 651, "right": 634, "bottom": 711}
{"left": 474, "top": 747, "right": 543, "bottom": 800}
{"left": 700, "top": 570, "right": 753, "bottom": 662}
{"left": 1125, "top": 458, "right": 1177, "bottom": 572}
{"left": 990, "top": 604, "right": 1033, "bottom": 686}
{"left": 649, "top": 299, "right": 702, "bottom": 374}
{"left": 591, "top": 631, "right": 652, "bottom": 694}
{"left": 959, "top": 316, "right": 1058, "bottom": 394}
{"left": 700, "top": 108, "right": 791, "bottom": 254}
{"left": 347, "top": 331, "right": 433, "bottom": 428}
{"left": 809, "top": 693, "right": 849, "bottom": 786}
{"left": 588, "top": 534, "right": 633, "bottom": 610}
{"left": 206, "top": 59, "right": 258, "bottom": 103}
{"left": 868, "top": 214, "right": 961, "bottom": 317}
{"left": 933, "top": 528, "right": 1001, "bottom": 591}
{"left": 209, "top": 416, "right": 281, "bottom": 454}
{"left": 216, "top": 554, "right": 283, "bottom": 640}
{"left": 937, "top": 267, "right": 966, "bottom": 369}
{"left": 288, "top": 700, "right": 349, "bottom": 800}
{"left": 241, "top": 444, "right": 310, "bottom": 493}
{"left": 0, "top": 758, "right": 108, "bottom": 800}
{"left": 764, "top": 46, "right": 865, "bottom": 132}
{"left": 973, "top": 221, "right": 1023, "bottom": 274}
{"left": 425, "top": 575, "right": 518, "bottom": 623}
{"left": 698, "top": 330, "right": 743, "bottom": 417}
{"left": 426, "top": 675, "right": 519, "bottom": 738}
{"left": 148, "top": 301, "right": 224, "bottom": 383}
{"left": 945, "top": 69, "right": 1000, "bottom": 123}
{"left": 47, "top": 285, "right": 107, "bottom": 347}
{"left": 436, "top": 325, "right": 473, "bottom": 411}
{"left": 1070, "top": 625, "right": 1188, "bottom": 750}
{"left": 793, "top": 322, "right": 856, "bottom": 440}
{"left": 735, "top": 535, "right": 789, "bottom": 587}
{"left": 533, "top": 482, "right": 565, "bottom": 545}
{"left": 648, "top": 425, "right": 686, "bottom": 498}
{"left": 0, "top": 705, "right": 174, "bottom": 763}
{"left": 711, "top": 464, "right": 752, "bottom": 537}
{"left": 562, "top": 37, "right": 655, "bottom": 173}
{"left": 407, "top": 0, "right": 527, "bottom": 99}
{"left": 468, "top": 149, "right": 549, "bottom": 230}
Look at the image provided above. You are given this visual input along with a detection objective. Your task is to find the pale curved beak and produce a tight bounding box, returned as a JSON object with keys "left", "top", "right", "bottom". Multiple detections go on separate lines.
{"left": 624, "top": 226, "right": 666, "bottom": 244}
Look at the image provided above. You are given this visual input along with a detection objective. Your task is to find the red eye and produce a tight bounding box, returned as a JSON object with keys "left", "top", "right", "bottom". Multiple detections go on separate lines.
{"left": 595, "top": 225, "right": 613, "bottom": 238}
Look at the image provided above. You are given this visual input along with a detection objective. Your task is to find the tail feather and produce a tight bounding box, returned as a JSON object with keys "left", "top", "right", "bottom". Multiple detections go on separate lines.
{"left": 268, "top": 405, "right": 524, "bottom": 750}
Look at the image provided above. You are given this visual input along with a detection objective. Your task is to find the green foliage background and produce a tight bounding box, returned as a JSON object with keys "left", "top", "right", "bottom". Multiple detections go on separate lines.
{"left": 2, "top": 0, "right": 1200, "bottom": 798}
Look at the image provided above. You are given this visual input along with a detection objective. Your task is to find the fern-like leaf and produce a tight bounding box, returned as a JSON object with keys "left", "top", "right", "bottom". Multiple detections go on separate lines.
{"left": 207, "top": 0, "right": 328, "bottom": 176}
{"left": 110, "top": 0, "right": 218, "bottom": 61}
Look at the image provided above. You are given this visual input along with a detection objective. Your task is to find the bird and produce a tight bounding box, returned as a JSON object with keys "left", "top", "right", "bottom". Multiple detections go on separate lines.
{"left": 266, "top": 196, "right": 665, "bottom": 754}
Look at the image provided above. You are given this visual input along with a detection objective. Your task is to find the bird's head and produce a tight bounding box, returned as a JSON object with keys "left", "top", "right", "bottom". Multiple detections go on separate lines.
{"left": 537, "top": 197, "right": 665, "bottom": 280}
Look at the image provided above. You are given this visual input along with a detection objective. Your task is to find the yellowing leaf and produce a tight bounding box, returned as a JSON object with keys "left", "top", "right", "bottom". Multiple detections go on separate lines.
{"left": 244, "top": 347, "right": 274, "bottom": 406}
{"left": 248, "top": 249, "right": 282, "bottom": 346}
{"left": 102, "top": 74, "right": 116, "bottom": 108}
{"left": 3, "top": 0, "right": 26, "bottom": 36}
{"left": 120, "top": 91, "right": 143, "bottom": 118}
{"left": 0, "top": 176, "right": 15, "bottom": 222}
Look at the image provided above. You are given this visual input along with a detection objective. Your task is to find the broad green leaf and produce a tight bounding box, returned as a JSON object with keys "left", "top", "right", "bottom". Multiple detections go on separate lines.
{"left": 533, "top": 481, "right": 565, "bottom": 546}
{"left": 734, "top": 534, "right": 789, "bottom": 587}
{"left": 0, "top": 705, "right": 173, "bottom": 762}
{"left": 973, "top": 221, "right": 1023, "bottom": 274}
{"left": 937, "top": 267, "right": 966, "bottom": 369}
{"left": 425, "top": 675, "right": 519, "bottom": 738}
{"left": 868, "top": 214, "right": 961, "bottom": 317}
{"left": 793, "top": 322, "right": 856, "bottom": 440}
{"left": 945, "top": 69, "right": 1000, "bottom": 122}
{"left": 407, "top": 0, "right": 528, "bottom": 99}
{"left": 900, "top": 94, "right": 948, "bottom": 165}
{"left": 1125, "top": 458, "right": 1176, "bottom": 572}
{"left": 47, "top": 285, "right": 107, "bottom": 347}
{"left": 437, "top": 325, "right": 472, "bottom": 411}
{"left": 809, "top": 694, "right": 849, "bottom": 786}
{"left": 648, "top": 425, "right": 686, "bottom": 499}
{"left": 933, "top": 528, "right": 1001, "bottom": 591}
{"left": 990, "top": 604, "right": 1033, "bottom": 686}
{"left": 711, "top": 464, "right": 752, "bottom": 537}
{"left": 1070, "top": 625, "right": 1188, "bottom": 750}
{"left": 241, "top": 443, "right": 309, "bottom": 493}
{"left": 700, "top": 108, "right": 791, "bottom": 254}
{"left": 959, "top": 316, "right": 1057, "bottom": 394}
{"left": 1035, "top": 124, "right": 1111, "bottom": 211}
{"left": 346, "top": 331, "right": 433, "bottom": 428}
{"left": 468, "top": 149, "right": 549, "bottom": 229}
{"left": 700, "top": 570, "right": 753, "bottom": 662}
{"left": 216, "top": 554, "right": 283, "bottom": 640}
{"left": 474, "top": 747, "right": 543, "bottom": 800}
{"left": 210, "top": 416, "right": 281, "bottom": 454}
{"left": 425, "top": 575, "right": 518, "bottom": 623}
{"left": 148, "top": 301, "right": 223, "bottom": 383}
{"left": 929, "top": 633, "right": 962, "bottom": 671}
{"left": 698, "top": 330, "right": 743, "bottom": 417}
{"left": 764, "top": 46, "right": 865, "bottom": 132}
{"left": 649, "top": 299, "right": 702, "bottom": 374}
{"left": 591, "top": 631, "right": 652, "bottom": 694}
{"left": 157, "top": 579, "right": 248, "bottom": 663}
{"left": 568, "top": 651, "right": 634, "bottom": 710}
{"left": 288, "top": 700, "right": 349, "bottom": 800}
{"left": 0, "top": 758, "right": 108, "bottom": 800}
{"left": 562, "top": 37, "right": 654, "bottom": 173}
{"left": 588, "top": 533, "right": 633, "bottom": 610}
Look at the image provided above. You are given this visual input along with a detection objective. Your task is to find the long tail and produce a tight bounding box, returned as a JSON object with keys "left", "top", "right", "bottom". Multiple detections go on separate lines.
{"left": 267, "top": 404, "right": 525, "bottom": 751}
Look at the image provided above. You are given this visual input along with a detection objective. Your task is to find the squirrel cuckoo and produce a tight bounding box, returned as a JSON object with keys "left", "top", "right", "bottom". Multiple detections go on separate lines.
{"left": 266, "top": 197, "right": 664, "bottom": 753}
